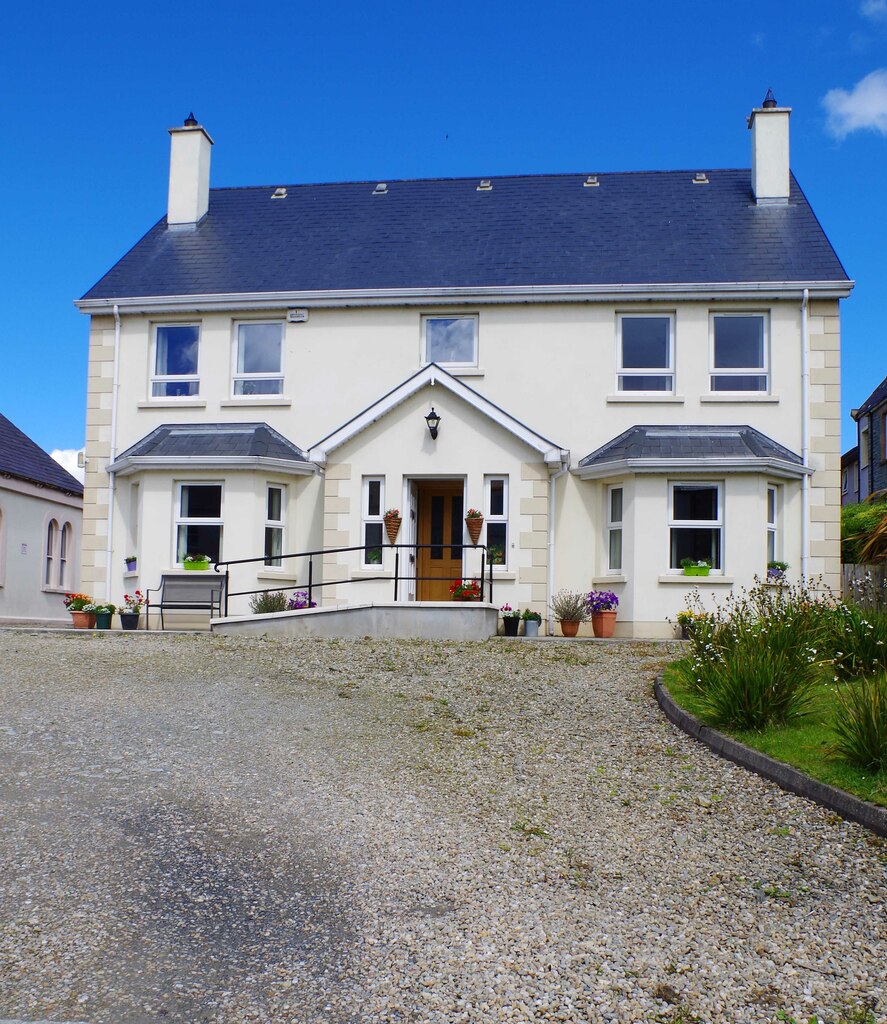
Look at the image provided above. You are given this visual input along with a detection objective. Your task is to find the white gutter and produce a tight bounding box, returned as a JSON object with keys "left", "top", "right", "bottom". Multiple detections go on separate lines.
{"left": 75, "top": 279, "right": 855, "bottom": 315}
{"left": 801, "top": 287, "right": 810, "bottom": 579}
{"left": 546, "top": 458, "right": 571, "bottom": 637}
{"left": 105, "top": 304, "right": 122, "bottom": 601}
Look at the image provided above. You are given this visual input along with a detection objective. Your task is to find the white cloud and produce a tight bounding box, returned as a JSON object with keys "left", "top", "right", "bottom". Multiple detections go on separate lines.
{"left": 51, "top": 448, "right": 85, "bottom": 484}
{"left": 822, "top": 68, "right": 887, "bottom": 138}
{"left": 861, "top": 0, "right": 887, "bottom": 19}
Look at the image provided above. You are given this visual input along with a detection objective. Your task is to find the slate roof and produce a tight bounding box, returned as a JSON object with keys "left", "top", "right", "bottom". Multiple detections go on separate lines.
{"left": 0, "top": 413, "right": 83, "bottom": 496}
{"left": 854, "top": 374, "right": 887, "bottom": 418}
{"left": 81, "top": 170, "right": 849, "bottom": 301}
{"left": 579, "top": 425, "right": 804, "bottom": 470}
{"left": 110, "top": 423, "right": 310, "bottom": 466}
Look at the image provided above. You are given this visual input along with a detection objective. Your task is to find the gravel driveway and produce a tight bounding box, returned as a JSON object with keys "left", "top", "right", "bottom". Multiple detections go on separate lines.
{"left": 0, "top": 631, "right": 883, "bottom": 1024}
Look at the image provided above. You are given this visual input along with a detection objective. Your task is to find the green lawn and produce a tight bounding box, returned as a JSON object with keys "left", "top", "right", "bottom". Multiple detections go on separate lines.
{"left": 663, "top": 663, "right": 887, "bottom": 809}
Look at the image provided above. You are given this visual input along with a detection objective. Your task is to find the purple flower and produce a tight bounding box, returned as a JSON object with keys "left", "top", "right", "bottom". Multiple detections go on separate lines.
{"left": 287, "top": 590, "right": 317, "bottom": 610}
{"left": 587, "top": 589, "right": 619, "bottom": 613}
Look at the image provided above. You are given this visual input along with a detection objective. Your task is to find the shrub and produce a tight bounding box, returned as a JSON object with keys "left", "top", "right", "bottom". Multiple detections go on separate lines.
{"left": 841, "top": 501, "right": 887, "bottom": 563}
{"left": 827, "top": 602, "right": 887, "bottom": 679}
{"left": 550, "top": 590, "right": 590, "bottom": 622}
{"left": 249, "top": 590, "right": 289, "bottom": 614}
{"left": 832, "top": 675, "right": 887, "bottom": 772}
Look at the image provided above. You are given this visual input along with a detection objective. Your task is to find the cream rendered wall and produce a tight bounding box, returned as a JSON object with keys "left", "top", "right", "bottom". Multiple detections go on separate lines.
{"left": 0, "top": 481, "right": 81, "bottom": 623}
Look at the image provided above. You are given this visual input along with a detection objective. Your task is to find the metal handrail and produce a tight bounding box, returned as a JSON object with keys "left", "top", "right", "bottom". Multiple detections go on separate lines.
{"left": 214, "top": 542, "right": 494, "bottom": 616}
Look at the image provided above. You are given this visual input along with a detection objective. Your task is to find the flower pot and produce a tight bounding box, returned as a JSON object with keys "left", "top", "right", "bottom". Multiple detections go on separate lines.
{"left": 523, "top": 619, "right": 540, "bottom": 638}
{"left": 683, "top": 566, "right": 710, "bottom": 577}
{"left": 680, "top": 624, "right": 693, "bottom": 640}
{"left": 452, "top": 594, "right": 479, "bottom": 602}
{"left": 502, "top": 617, "right": 520, "bottom": 637}
{"left": 384, "top": 517, "right": 402, "bottom": 545}
{"left": 94, "top": 612, "right": 113, "bottom": 630}
{"left": 465, "top": 515, "right": 483, "bottom": 546}
{"left": 70, "top": 610, "right": 95, "bottom": 629}
{"left": 125, "top": 559, "right": 137, "bottom": 572}
{"left": 184, "top": 561, "right": 210, "bottom": 571}
{"left": 559, "top": 620, "right": 580, "bottom": 638}
{"left": 120, "top": 612, "right": 140, "bottom": 631}
{"left": 591, "top": 610, "right": 617, "bottom": 638}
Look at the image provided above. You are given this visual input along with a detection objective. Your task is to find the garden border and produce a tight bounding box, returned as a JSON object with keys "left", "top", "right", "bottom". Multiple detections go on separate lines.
{"left": 654, "top": 676, "right": 887, "bottom": 838}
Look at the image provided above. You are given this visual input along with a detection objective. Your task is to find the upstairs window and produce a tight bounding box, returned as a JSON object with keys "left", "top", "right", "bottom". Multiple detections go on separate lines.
{"left": 176, "top": 483, "right": 222, "bottom": 565}
{"left": 423, "top": 315, "right": 478, "bottom": 367}
{"left": 264, "top": 486, "right": 285, "bottom": 567}
{"left": 233, "top": 323, "right": 284, "bottom": 396}
{"left": 617, "top": 315, "right": 674, "bottom": 392}
{"left": 710, "top": 314, "right": 768, "bottom": 392}
{"left": 485, "top": 476, "right": 508, "bottom": 566}
{"left": 669, "top": 482, "right": 722, "bottom": 570}
{"left": 153, "top": 324, "right": 200, "bottom": 397}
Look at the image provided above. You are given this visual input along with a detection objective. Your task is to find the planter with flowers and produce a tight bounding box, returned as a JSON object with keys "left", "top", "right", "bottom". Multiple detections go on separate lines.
{"left": 183, "top": 554, "right": 211, "bottom": 571}
{"left": 383, "top": 508, "right": 402, "bottom": 546}
{"left": 450, "top": 578, "right": 482, "bottom": 602}
{"left": 124, "top": 555, "right": 137, "bottom": 573}
{"left": 550, "top": 589, "right": 589, "bottom": 637}
{"left": 93, "top": 603, "right": 116, "bottom": 630}
{"left": 120, "top": 591, "right": 144, "bottom": 630}
{"left": 521, "top": 608, "right": 542, "bottom": 638}
{"left": 64, "top": 593, "right": 95, "bottom": 629}
{"left": 767, "top": 560, "right": 789, "bottom": 583}
{"left": 287, "top": 590, "right": 317, "bottom": 610}
{"left": 587, "top": 589, "right": 619, "bottom": 638}
{"left": 465, "top": 508, "right": 484, "bottom": 546}
{"left": 500, "top": 604, "right": 520, "bottom": 636}
{"left": 681, "top": 558, "right": 711, "bottom": 577}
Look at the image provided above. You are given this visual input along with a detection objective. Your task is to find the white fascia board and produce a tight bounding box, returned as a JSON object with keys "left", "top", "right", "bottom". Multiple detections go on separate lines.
{"left": 75, "top": 279, "right": 854, "bottom": 315}
{"left": 307, "top": 363, "right": 565, "bottom": 460}
{"left": 107, "top": 455, "right": 317, "bottom": 477}
{"left": 574, "top": 457, "right": 812, "bottom": 480}
{"left": 0, "top": 474, "right": 83, "bottom": 507}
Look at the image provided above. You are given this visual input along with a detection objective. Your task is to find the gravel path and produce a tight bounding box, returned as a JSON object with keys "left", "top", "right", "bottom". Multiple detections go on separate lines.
{"left": 0, "top": 631, "right": 883, "bottom": 1024}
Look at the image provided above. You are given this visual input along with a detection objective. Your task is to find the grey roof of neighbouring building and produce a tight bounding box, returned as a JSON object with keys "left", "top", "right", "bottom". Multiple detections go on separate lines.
{"left": 0, "top": 413, "right": 83, "bottom": 496}
{"left": 854, "top": 375, "right": 887, "bottom": 419}
{"left": 80, "top": 170, "right": 849, "bottom": 301}
{"left": 578, "top": 424, "right": 804, "bottom": 473}
{"left": 109, "top": 423, "right": 310, "bottom": 470}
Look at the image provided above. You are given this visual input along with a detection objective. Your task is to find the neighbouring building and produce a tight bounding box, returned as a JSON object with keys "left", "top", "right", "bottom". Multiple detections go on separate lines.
{"left": 851, "top": 375, "right": 887, "bottom": 502}
{"left": 842, "top": 446, "right": 860, "bottom": 506}
{"left": 75, "top": 93, "right": 851, "bottom": 636}
{"left": 0, "top": 414, "right": 83, "bottom": 624}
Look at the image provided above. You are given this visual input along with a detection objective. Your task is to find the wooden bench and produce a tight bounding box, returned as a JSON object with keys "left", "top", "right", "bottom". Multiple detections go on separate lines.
{"left": 146, "top": 573, "right": 225, "bottom": 630}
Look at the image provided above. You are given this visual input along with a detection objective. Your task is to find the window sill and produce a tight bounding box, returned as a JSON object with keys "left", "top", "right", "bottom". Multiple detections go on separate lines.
{"left": 220, "top": 398, "right": 293, "bottom": 408}
{"left": 592, "top": 574, "right": 626, "bottom": 584}
{"left": 351, "top": 569, "right": 394, "bottom": 578}
{"left": 606, "top": 394, "right": 684, "bottom": 404}
{"left": 123, "top": 570, "right": 138, "bottom": 579}
{"left": 138, "top": 399, "right": 207, "bottom": 409}
{"left": 700, "top": 394, "right": 779, "bottom": 404}
{"left": 658, "top": 574, "right": 734, "bottom": 585}
{"left": 256, "top": 570, "right": 298, "bottom": 581}
{"left": 449, "top": 368, "right": 485, "bottom": 378}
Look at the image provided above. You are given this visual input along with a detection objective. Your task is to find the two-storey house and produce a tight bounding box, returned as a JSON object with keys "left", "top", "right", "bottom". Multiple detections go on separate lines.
{"left": 75, "top": 95, "right": 850, "bottom": 636}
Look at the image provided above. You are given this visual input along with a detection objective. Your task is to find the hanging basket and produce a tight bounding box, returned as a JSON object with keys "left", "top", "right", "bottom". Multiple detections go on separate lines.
{"left": 384, "top": 516, "right": 402, "bottom": 545}
{"left": 465, "top": 515, "right": 484, "bottom": 546}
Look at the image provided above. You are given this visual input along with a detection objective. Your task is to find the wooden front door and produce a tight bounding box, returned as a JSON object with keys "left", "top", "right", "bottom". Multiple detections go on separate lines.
{"left": 416, "top": 481, "right": 464, "bottom": 601}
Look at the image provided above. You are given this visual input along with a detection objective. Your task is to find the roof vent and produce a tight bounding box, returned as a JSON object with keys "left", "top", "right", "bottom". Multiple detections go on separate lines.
{"left": 183, "top": 112, "right": 198, "bottom": 127}
{"left": 583, "top": 175, "right": 599, "bottom": 187}
{"left": 692, "top": 172, "right": 709, "bottom": 185}
{"left": 762, "top": 88, "right": 778, "bottom": 109}
{"left": 476, "top": 179, "right": 492, "bottom": 191}
{"left": 271, "top": 187, "right": 287, "bottom": 199}
{"left": 372, "top": 182, "right": 388, "bottom": 195}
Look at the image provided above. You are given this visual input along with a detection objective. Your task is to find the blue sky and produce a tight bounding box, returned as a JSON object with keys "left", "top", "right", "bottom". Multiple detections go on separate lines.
{"left": 2, "top": 0, "right": 885, "bottom": 468}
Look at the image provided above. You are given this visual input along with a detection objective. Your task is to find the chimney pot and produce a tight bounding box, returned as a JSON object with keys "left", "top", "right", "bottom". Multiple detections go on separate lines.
{"left": 184, "top": 112, "right": 198, "bottom": 126}
{"left": 762, "top": 89, "right": 777, "bottom": 109}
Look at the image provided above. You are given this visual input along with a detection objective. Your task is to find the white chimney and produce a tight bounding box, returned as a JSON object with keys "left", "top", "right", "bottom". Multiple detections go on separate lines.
{"left": 748, "top": 90, "right": 791, "bottom": 205}
{"left": 167, "top": 113, "right": 214, "bottom": 226}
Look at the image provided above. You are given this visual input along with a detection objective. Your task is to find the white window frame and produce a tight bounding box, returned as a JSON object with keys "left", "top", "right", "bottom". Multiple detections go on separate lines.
{"left": 669, "top": 481, "right": 723, "bottom": 572}
{"left": 766, "top": 484, "right": 779, "bottom": 565}
{"left": 421, "top": 314, "right": 478, "bottom": 368}
{"left": 44, "top": 518, "right": 58, "bottom": 587}
{"left": 151, "top": 323, "right": 201, "bottom": 398}
{"left": 607, "top": 485, "right": 623, "bottom": 573}
{"left": 841, "top": 467, "right": 849, "bottom": 495}
{"left": 58, "top": 522, "right": 71, "bottom": 590}
{"left": 174, "top": 482, "right": 223, "bottom": 566}
{"left": 860, "top": 424, "right": 871, "bottom": 469}
{"left": 232, "top": 321, "right": 285, "bottom": 397}
{"left": 616, "top": 313, "right": 675, "bottom": 394}
{"left": 484, "top": 475, "right": 509, "bottom": 568}
{"left": 709, "top": 312, "right": 769, "bottom": 393}
{"left": 264, "top": 485, "right": 286, "bottom": 568}
{"left": 0, "top": 507, "right": 5, "bottom": 588}
{"left": 362, "top": 477, "right": 385, "bottom": 568}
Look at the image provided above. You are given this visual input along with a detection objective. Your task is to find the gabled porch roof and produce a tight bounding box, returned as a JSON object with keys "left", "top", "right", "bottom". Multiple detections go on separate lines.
{"left": 308, "top": 363, "right": 569, "bottom": 468}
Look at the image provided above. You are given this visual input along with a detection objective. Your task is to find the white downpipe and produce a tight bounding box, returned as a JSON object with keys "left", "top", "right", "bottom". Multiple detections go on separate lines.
{"left": 801, "top": 288, "right": 810, "bottom": 580}
{"left": 104, "top": 304, "right": 122, "bottom": 601}
{"left": 546, "top": 459, "right": 571, "bottom": 636}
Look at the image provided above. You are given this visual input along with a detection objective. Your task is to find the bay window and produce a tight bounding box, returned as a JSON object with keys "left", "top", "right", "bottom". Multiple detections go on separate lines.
{"left": 176, "top": 483, "right": 222, "bottom": 565}
{"left": 264, "top": 486, "right": 285, "bottom": 567}
{"left": 669, "top": 482, "right": 722, "bottom": 570}
{"left": 607, "top": 485, "right": 623, "bottom": 572}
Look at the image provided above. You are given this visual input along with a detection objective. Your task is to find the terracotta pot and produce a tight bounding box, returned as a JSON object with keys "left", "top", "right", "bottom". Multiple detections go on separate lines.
{"left": 559, "top": 620, "right": 580, "bottom": 638}
{"left": 465, "top": 515, "right": 484, "bottom": 545}
{"left": 70, "top": 610, "right": 95, "bottom": 629}
{"left": 591, "top": 610, "right": 617, "bottom": 638}
{"left": 384, "top": 517, "right": 402, "bottom": 545}
{"left": 502, "top": 617, "right": 520, "bottom": 637}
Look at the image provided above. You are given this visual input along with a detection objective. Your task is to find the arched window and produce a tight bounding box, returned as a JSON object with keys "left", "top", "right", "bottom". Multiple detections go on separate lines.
{"left": 58, "top": 522, "right": 72, "bottom": 589}
{"left": 44, "top": 519, "right": 58, "bottom": 587}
